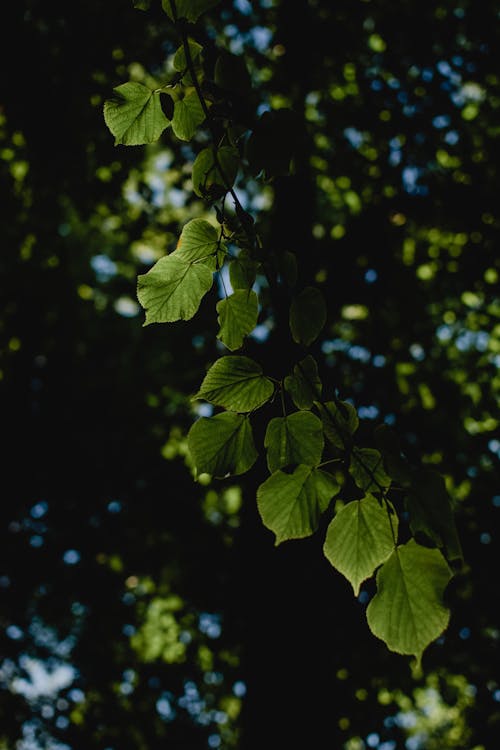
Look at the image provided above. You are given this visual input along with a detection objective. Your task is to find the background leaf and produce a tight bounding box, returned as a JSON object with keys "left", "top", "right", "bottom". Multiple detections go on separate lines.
{"left": 366, "top": 540, "right": 452, "bottom": 666}
{"left": 284, "top": 355, "right": 322, "bottom": 409}
{"left": 323, "top": 495, "right": 397, "bottom": 595}
{"left": 317, "top": 400, "right": 359, "bottom": 450}
{"left": 374, "top": 424, "right": 413, "bottom": 486}
{"left": 246, "top": 109, "right": 301, "bottom": 177}
{"left": 162, "top": 0, "right": 221, "bottom": 22}
{"left": 192, "top": 146, "right": 240, "bottom": 198}
{"left": 406, "top": 469, "right": 463, "bottom": 563}
{"left": 289, "top": 286, "right": 327, "bottom": 346}
{"left": 350, "top": 448, "right": 391, "bottom": 493}
{"left": 214, "top": 51, "right": 252, "bottom": 94}
{"left": 173, "top": 39, "right": 203, "bottom": 73}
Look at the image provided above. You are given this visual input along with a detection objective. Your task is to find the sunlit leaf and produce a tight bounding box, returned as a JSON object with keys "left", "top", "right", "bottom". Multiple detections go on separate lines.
{"left": 289, "top": 286, "right": 327, "bottom": 346}
{"left": 350, "top": 448, "right": 391, "bottom": 493}
{"left": 194, "top": 356, "right": 274, "bottom": 412}
{"left": 103, "top": 82, "right": 170, "bottom": 145}
{"left": 137, "top": 255, "right": 213, "bottom": 324}
{"left": 172, "top": 91, "right": 205, "bottom": 141}
{"left": 366, "top": 539, "right": 452, "bottom": 666}
{"left": 187, "top": 412, "right": 257, "bottom": 477}
{"left": 284, "top": 355, "right": 322, "bottom": 409}
{"left": 192, "top": 146, "right": 240, "bottom": 198}
{"left": 323, "top": 495, "right": 397, "bottom": 595}
{"left": 257, "top": 464, "right": 339, "bottom": 544}
{"left": 264, "top": 411, "right": 324, "bottom": 472}
{"left": 174, "top": 218, "right": 223, "bottom": 270}
{"left": 316, "top": 400, "right": 359, "bottom": 450}
{"left": 216, "top": 290, "right": 259, "bottom": 351}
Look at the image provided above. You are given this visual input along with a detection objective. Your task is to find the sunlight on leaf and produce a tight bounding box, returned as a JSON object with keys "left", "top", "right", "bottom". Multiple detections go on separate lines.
{"left": 172, "top": 91, "right": 206, "bottom": 141}
{"left": 137, "top": 255, "right": 213, "bottom": 324}
{"left": 264, "top": 411, "right": 324, "bottom": 472}
{"left": 103, "top": 82, "right": 170, "bottom": 145}
{"left": 194, "top": 356, "right": 274, "bottom": 412}
{"left": 229, "top": 254, "right": 259, "bottom": 291}
{"left": 188, "top": 412, "right": 257, "bottom": 477}
{"left": 217, "top": 290, "right": 259, "bottom": 351}
{"left": 324, "top": 494, "right": 397, "bottom": 595}
{"left": 258, "top": 464, "right": 339, "bottom": 544}
{"left": 366, "top": 539, "right": 452, "bottom": 666}
{"left": 174, "top": 218, "right": 223, "bottom": 270}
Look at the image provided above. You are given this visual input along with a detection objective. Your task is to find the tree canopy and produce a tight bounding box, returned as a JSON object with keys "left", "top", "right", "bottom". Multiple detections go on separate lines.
{"left": 1, "top": 1, "right": 500, "bottom": 749}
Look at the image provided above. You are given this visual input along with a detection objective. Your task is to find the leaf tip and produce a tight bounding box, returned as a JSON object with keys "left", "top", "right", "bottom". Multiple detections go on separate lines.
{"left": 410, "top": 655, "right": 423, "bottom": 679}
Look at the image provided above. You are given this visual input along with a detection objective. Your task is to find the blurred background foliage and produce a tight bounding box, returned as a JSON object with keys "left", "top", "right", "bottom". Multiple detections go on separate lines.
{"left": 1, "top": 0, "right": 499, "bottom": 748}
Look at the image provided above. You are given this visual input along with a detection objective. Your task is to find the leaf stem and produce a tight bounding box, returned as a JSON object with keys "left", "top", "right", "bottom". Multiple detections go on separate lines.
{"left": 280, "top": 382, "right": 287, "bottom": 417}
{"left": 179, "top": 22, "right": 251, "bottom": 224}
{"left": 317, "top": 458, "right": 342, "bottom": 469}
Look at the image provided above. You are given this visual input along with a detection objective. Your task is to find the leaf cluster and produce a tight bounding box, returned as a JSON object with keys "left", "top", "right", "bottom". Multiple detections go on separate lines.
{"left": 103, "top": 0, "right": 463, "bottom": 668}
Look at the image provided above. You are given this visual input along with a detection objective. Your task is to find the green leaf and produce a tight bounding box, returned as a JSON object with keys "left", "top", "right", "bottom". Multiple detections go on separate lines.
{"left": 257, "top": 464, "right": 339, "bottom": 544}
{"left": 173, "top": 39, "right": 203, "bottom": 72}
{"left": 137, "top": 255, "right": 213, "bottom": 324}
{"left": 323, "top": 495, "right": 397, "bottom": 595}
{"left": 406, "top": 469, "right": 463, "bottom": 563}
{"left": 350, "top": 448, "right": 391, "bottom": 493}
{"left": 216, "top": 290, "right": 259, "bottom": 351}
{"left": 174, "top": 218, "right": 223, "bottom": 270}
{"left": 289, "top": 286, "right": 327, "bottom": 346}
{"left": 316, "top": 400, "right": 359, "bottom": 450}
{"left": 133, "top": 0, "right": 151, "bottom": 10}
{"left": 103, "top": 82, "right": 170, "bottom": 146}
{"left": 192, "top": 146, "right": 240, "bottom": 198}
{"left": 187, "top": 412, "right": 257, "bottom": 477}
{"left": 172, "top": 91, "right": 205, "bottom": 141}
{"left": 194, "top": 356, "right": 274, "bottom": 412}
{"left": 264, "top": 411, "right": 324, "bottom": 472}
{"left": 229, "top": 253, "right": 259, "bottom": 291}
{"left": 162, "top": 0, "right": 221, "bottom": 22}
{"left": 284, "top": 355, "right": 322, "bottom": 409}
{"left": 366, "top": 539, "right": 452, "bottom": 666}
